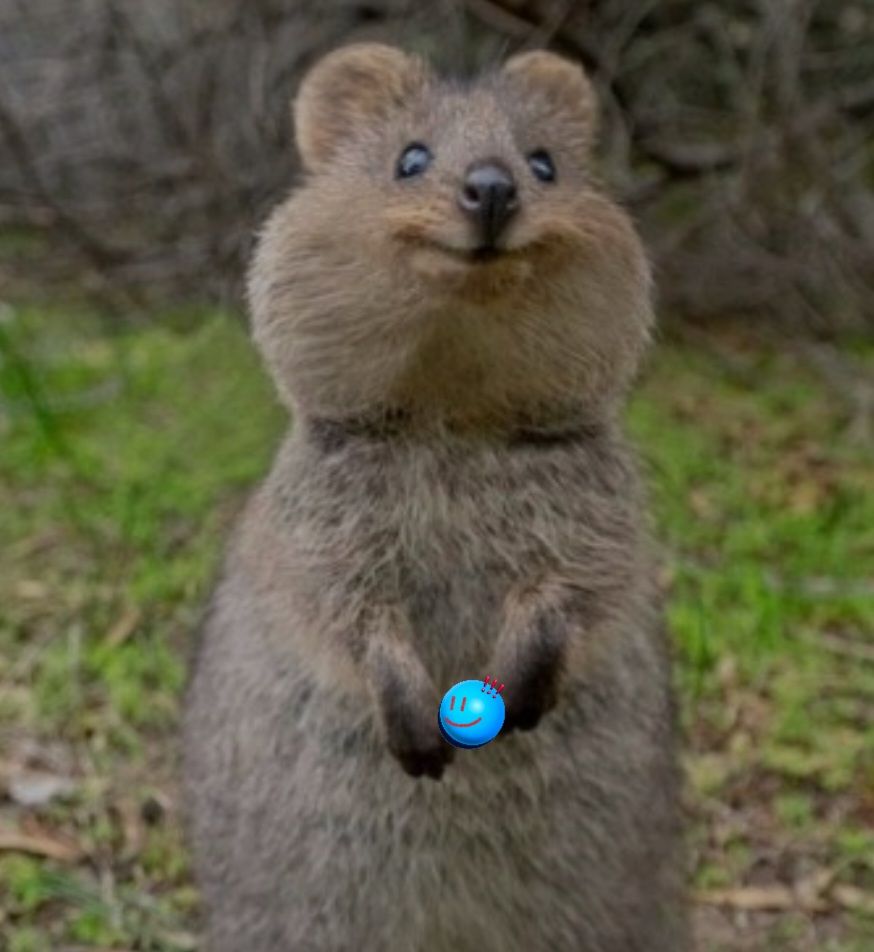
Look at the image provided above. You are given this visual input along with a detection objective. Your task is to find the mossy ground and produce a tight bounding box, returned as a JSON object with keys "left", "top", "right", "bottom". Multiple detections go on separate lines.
{"left": 1, "top": 304, "right": 872, "bottom": 950}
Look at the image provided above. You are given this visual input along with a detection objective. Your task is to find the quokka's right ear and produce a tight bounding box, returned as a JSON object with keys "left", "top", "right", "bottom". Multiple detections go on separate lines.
{"left": 293, "top": 43, "right": 429, "bottom": 171}
{"left": 502, "top": 50, "right": 598, "bottom": 150}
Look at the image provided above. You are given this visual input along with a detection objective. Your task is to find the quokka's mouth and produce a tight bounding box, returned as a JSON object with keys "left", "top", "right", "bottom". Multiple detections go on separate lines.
{"left": 468, "top": 246, "right": 503, "bottom": 263}
{"left": 403, "top": 235, "right": 536, "bottom": 287}
{"left": 430, "top": 241, "right": 512, "bottom": 264}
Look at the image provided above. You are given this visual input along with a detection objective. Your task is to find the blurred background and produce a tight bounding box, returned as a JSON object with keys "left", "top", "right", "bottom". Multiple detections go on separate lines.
{"left": 0, "top": 2, "right": 872, "bottom": 950}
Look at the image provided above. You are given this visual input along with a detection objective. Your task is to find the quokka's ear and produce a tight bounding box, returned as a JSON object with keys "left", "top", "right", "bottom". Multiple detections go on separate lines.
{"left": 293, "top": 43, "right": 429, "bottom": 171}
{"left": 502, "top": 50, "right": 598, "bottom": 148}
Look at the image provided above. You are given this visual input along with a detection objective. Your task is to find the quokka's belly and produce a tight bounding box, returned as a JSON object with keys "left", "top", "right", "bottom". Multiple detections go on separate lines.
{"left": 188, "top": 564, "right": 685, "bottom": 951}
{"left": 253, "top": 663, "right": 680, "bottom": 951}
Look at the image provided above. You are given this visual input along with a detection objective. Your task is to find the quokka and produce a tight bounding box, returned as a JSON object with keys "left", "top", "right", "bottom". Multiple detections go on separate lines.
{"left": 184, "top": 43, "right": 689, "bottom": 952}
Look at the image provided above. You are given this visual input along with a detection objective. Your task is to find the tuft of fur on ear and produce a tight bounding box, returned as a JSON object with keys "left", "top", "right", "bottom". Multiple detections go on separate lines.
{"left": 293, "top": 43, "right": 428, "bottom": 171}
{"left": 502, "top": 50, "right": 598, "bottom": 147}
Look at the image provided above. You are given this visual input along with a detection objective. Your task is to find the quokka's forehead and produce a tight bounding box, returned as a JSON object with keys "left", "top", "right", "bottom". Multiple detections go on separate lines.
{"left": 394, "top": 76, "right": 538, "bottom": 137}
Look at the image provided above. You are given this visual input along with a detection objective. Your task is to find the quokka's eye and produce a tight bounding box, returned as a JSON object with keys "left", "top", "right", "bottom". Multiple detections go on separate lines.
{"left": 528, "top": 149, "right": 556, "bottom": 183}
{"left": 396, "top": 143, "right": 432, "bottom": 179}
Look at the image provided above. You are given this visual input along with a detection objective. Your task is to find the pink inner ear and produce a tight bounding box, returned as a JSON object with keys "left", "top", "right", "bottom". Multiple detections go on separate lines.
{"left": 450, "top": 696, "right": 456, "bottom": 710}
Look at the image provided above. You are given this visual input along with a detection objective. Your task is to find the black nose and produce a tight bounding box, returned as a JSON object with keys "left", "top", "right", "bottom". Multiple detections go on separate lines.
{"left": 458, "top": 161, "right": 518, "bottom": 247}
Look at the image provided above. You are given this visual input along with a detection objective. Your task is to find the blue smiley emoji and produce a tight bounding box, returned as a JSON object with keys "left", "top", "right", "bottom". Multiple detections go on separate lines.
{"left": 438, "top": 677, "right": 506, "bottom": 749}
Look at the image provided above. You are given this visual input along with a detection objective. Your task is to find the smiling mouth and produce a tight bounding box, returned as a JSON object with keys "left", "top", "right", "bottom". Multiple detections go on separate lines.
{"left": 443, "top": 716, "right": 483, "bottom": 728}
{"left": 447, "top": 244, "right": 504, "bottom": 263}
{"left": 417, "top": 238, "right": 512, "bottom": 264}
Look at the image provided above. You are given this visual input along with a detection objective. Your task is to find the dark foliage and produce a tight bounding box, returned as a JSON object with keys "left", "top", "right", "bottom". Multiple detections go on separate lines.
{"left": 1, "top": 0, "right": 872, "bottom": 329}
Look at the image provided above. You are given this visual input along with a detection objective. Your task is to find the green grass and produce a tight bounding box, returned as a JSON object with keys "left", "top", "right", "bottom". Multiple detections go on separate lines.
{"left": 0, "top": 304, "right": 282, "bottom": 950}
{"left": 1, "top": 303, "right": 872, "bottom": 950}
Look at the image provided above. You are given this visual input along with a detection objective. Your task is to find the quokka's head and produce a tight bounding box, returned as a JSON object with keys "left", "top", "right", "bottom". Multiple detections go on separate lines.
{"left": 250, "top": 43, "right": 654, "bottom": 429}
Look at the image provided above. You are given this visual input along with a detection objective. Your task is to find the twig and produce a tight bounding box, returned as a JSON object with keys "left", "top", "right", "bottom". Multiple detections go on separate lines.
{"left": 697, "top": 883, "right": 828, "bottom": 913}
{"left": 811, "top": 631, "right": 874, "bottom": 666}
{"left": 0, "top": 827, "right": 82, "bottom": 862}
{"left": 463, "top": 0, "right": 534, "bottom": 38}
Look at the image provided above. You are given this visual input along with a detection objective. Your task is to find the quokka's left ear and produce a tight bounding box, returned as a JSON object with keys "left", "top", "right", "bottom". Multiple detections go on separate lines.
{"left": 293, "top": 43, "right": 430, "bottom": 172}
{"left": 502, "top": 50, "right": 598, "bottom": 149}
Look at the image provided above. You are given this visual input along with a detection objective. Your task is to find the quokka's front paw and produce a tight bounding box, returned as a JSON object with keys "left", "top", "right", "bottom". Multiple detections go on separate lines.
{"left": 392, "top": 737, "right": 454, "bottom": 780}
{"left": 500, "top": 654, "right": 561, "bottom": 735}
{"left": 503, "top": 690, "right": 556, "bottom": 733}
{"left": 386, "top": 713, "right": 454, "bottom": 780}
{"left": 490, "top": 589, "right": 570, "bottom": 737}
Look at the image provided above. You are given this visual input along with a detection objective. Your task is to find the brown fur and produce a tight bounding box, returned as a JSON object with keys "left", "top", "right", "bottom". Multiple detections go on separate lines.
{"left": 184, "top": 43, "right": 689, "bottom": 951}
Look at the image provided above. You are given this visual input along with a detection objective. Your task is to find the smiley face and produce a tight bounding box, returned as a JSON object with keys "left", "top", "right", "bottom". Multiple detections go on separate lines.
{"left": 438, "top": 679, "right": 506, "bottom": 749}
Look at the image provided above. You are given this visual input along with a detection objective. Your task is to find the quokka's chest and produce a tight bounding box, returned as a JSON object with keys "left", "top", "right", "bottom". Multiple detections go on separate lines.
{"left": 278, "top": 430, "right": 637, "bottom": 584}
{"left": 367, "top": 444, "right": 576, "bottom": 573}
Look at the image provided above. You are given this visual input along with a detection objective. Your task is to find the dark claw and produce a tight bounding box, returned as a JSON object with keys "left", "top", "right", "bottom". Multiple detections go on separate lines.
{"left": 396, "top": 743, "right": 453, "bottom": 780}
{"left": 502, "top": 684, "right": 558, "bottom": 735}
{"left": 505, "top": 705, "right": 543, "bottom": 732}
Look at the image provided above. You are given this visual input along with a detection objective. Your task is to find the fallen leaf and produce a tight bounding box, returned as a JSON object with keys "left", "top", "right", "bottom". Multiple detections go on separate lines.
{"left": 7, "top": 770, "right": 76, "bottom": 807}
{"left": 689, "top": 489, "right": 717, "bottom": 520}
{"left": 14, "top": 579, "right": 49, "bottom": 600}
{"left": 787, "top": 481, "right": 824, "bottom": 515}
{"left": 0, "top": 826, "right": 82, "bottom": 862}
{"left": 106, "top": 605, "right": 142, "bottom": 646}
{"left": 156, "top": 929, "right": 199, "bottom": 951}
{"left": 115, "top": 796, "right": 145, "bottom": 857}
{"left": 832, "top": 884, "right": 874, "bottom": 915}
{"left": 817, "top": 630, "right": 874, "bottom": 664}
{"left": 794, "top": 866, "right": 838, "bottom": 907}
